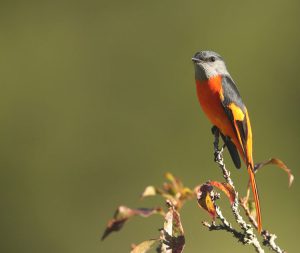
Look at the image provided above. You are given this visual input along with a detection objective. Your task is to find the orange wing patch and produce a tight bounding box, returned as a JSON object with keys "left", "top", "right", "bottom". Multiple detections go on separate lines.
{"left": 227, "top": 103, "right": 253, "bottom": 168}
{"left": 228, "top": 103, "right": 246, "bottom": 154}
{"left": 228, "top": 103, "right": 245, "bottom": 121}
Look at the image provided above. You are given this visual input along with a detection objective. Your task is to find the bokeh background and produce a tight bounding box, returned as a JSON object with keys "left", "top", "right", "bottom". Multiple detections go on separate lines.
{"left": 0, "top": 0, "right": 299, "bottom": 252}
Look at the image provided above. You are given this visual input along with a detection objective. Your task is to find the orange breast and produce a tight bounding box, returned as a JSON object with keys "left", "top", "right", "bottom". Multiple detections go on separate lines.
{"left": 196, "top": 76, "right": 236, "bottom": 142}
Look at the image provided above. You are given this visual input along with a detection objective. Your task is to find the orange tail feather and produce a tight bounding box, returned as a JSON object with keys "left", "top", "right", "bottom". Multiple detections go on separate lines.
{"left": 247, "top": 166, "right": 262, "bottom": 233}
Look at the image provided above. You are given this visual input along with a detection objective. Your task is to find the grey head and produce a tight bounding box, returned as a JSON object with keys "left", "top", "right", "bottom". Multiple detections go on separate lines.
{"left": 192, "top": 51, "right": 229, "bottom": 80}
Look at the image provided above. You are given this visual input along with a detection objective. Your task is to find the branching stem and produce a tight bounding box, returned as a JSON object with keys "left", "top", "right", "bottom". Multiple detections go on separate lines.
{"left": 205, "top": 128, "right": 264, "bottom": 253}
{"left": 203, "top": 127, "right": 287, "bottom": 253}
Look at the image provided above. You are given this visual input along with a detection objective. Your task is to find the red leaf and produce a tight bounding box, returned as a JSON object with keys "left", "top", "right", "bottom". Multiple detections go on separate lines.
{"left": 210, "top": 181, "right": 236, "bottom": 205}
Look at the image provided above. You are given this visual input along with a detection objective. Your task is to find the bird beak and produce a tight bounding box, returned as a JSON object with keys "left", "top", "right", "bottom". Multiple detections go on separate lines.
{"left": 191, "top": 57, "right": 201, "bottom": 63}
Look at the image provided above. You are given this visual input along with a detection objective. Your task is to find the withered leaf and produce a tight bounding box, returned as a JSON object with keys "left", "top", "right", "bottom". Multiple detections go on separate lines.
{"left": 165, "top": 172, "right": 182, "bottom": 188}
{"left": 141, "top": 186, "right": 157, "bottom": 198}
{"left": 164, "top": 172, "right": 182, "bottom": 196}
{"left": 254, "top": 158, "right": 294, "bottom": 187}
{"left": 196, "top": 184, "right": 216, "bottom": 219}
{"left": 131, "top": 239, "right": 159, "bottom": 253}
{"left": 159, "top": 201, "right": 185, "bottom": 253}
{"left": 142, "top": 173, "right": 193, "bottom": 210}
{"left": 101, "top": 206, "right": 162, "bottom": 240}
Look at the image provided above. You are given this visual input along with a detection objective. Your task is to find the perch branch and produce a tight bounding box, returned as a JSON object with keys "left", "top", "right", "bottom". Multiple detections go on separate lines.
{"left": 209, "top": 127, "right": 287, "bottom": 253}
{"left": 204, "top": 127, "right": 264, "bottom": 253}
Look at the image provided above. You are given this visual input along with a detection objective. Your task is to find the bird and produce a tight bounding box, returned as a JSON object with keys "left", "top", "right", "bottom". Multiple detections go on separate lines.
{"left": 191, "top": 50, "right": 262, "bottom": 232}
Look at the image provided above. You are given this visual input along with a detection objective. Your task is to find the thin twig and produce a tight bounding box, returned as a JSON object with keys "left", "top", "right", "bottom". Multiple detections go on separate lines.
{"left": 239, "top": 171, "right": 287, "bottom": 251}
{"left": 261, "top": 231, "right": 286, "bottom": 253}
{"left": 202, "top": 217, "right": 243, "bottom": 239}
{"left": 239, "top": 199, "right": 286, "bottom": 253}
{"left": 239, "top": 197, "right": 259, "bottom": 230}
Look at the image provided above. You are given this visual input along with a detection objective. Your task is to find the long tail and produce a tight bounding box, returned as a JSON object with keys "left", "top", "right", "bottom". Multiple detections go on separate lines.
{"left": 247, "top": 165, "right": 262, "bottom": 233}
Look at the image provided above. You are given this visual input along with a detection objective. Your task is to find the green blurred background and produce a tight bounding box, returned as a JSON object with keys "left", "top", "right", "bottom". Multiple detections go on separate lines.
{"left": 0, "top": 0, "right": 299, "bottom": 252}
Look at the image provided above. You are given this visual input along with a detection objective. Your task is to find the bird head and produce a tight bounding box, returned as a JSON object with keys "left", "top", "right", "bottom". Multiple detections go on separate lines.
{"left": 192, "top": 51, "right": 229, "bottom": 80}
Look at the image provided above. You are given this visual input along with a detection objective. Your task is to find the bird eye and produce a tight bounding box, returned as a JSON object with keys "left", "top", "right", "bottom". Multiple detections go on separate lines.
{"left": 209, "top": 56, "right": 216, "bottom": 62}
